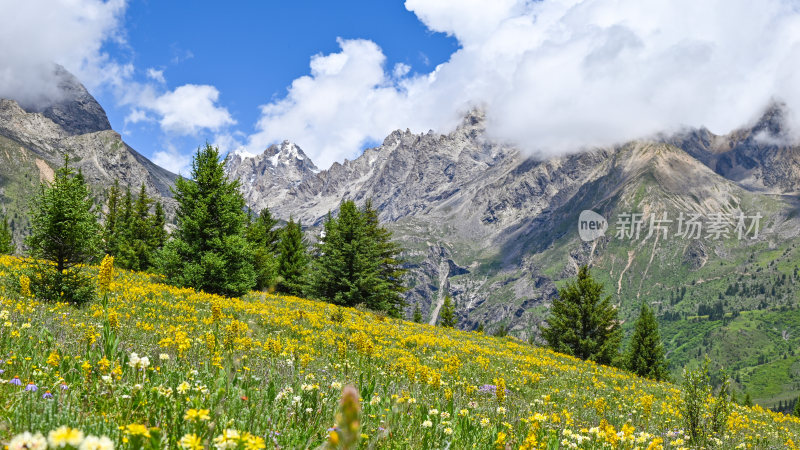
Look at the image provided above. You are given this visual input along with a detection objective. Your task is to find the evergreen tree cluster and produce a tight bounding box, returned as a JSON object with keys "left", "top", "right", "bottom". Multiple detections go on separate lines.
{"left": 542, "top": 265, "right": 669, "bottom": 380}
{"left": 310, "top": 199, "right": 406, "bottom": 317}
{"left": 103, "top": 182, "right": 167, "bottom": 271}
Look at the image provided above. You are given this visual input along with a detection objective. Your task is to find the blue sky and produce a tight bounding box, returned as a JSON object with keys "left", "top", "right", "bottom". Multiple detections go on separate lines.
{"left": 3, "top": 0, "right": 798, "bottom": 174}
{"left": 100, "top": 1, "right": 458, "bottom": 173}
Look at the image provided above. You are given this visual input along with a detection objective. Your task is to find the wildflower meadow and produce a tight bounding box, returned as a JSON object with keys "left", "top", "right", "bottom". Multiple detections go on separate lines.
{"left": 0, "top": 254, "right": 798, "bottom": 449}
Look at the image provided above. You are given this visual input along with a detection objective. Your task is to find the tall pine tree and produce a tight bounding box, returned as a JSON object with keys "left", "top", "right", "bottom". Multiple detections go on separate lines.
{"left": 541, "top": 265, "right": 621, "bottom": 365}
{"left": 439, "top": 295, "right": 456, "bottom": 327}
{"left": 626, "top": 303, "right": 669, "bottom": 380}
{"left": 276, "top": 217, "right": 308, "bottom": 296}
{"left": 246, "top": 207, "right": 280, "bottom": 290}
{"left": 102, "top": 180, "right": 121, "bottom": 256}
{"left": 158, "top": 144, "right": 255, "bottom": 297}
{"left": 362, "top": 200, "right": 407, "bottom": 316}
{"left": 26, "top": 156, "right": 100, "bottom": 304}
{"left": 310, "top": 199, "right": 406, "bottom": 316}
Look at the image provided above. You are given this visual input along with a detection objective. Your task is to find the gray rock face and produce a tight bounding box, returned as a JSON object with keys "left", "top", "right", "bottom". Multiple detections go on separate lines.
{"left": 226, "top": 141, "right": 319, "bottom": 216}
{"left": 231, "top": 105, "right": 800, "bottom": 334}
{"left": 24, "top": 65, "right": 112, "bottom": 136}
{"left": 0, "top": 69, "right": 177, "bottom": 246}
{"left": 668, "top": 103, "right": 800, "bottom": 194}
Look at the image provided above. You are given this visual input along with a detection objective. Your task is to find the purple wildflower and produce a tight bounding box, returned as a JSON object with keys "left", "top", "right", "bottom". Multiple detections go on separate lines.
{"left": 60, "top": 383, "right": 68, "bottom": 391}
{"left": 25, "top": 382, "right": 38, "bottom": 392}
{"left": 10, "top": 376, "right": 22, "bottom": 386}
{"left": 42, "top": 391, "right": 53, "bottom": 399}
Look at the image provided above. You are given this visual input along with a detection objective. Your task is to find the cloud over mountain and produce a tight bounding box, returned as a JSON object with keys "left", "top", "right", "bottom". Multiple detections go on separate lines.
{"left": 248, "top": 0, "right": 800, "bottom": 167}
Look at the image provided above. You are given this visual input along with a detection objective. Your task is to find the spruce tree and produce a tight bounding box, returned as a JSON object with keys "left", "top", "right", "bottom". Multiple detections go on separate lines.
{"left": 158, "top": 144, "right": 255, "bottom": 297}
{"left": 310, "top": 199, "right": 406, "bottom": 316}
{"left": 793, "top": 397, "right": 800, "bottom": 417}
{"left": 276, "top": 217, "right": 308, "bottom": 296}
{"left": 121, "top": 184, "right": 155, "bottom": 271}
{"left": 310, "top": 200, "right": 377, "bottom": 308}
{"left": 744, "top": 392, "right": 752, "bottom": 407}
{"left": 150, "top": 201, "right": 167, "bottom": 250}
{"left": 102, "top": 180, "right": 121, "bottom": 256}
{"left": 362, "top": 200, "right": 407, "bottom": 316}
{"left": 541, "top": 265, "right": 622, "bottom": 365}
{"left": 0, "top": 213, "right": 14, "bottom": 255}
{"left": 412, "top": 305, "right": 423, "bottom": 323}
{"left": 439, "top": 295, "right": 456, "bottom": 327}
{"left": 26, "top": 155, "right": 100, "bottom": 304}
{"left": 246, "top": 207, "right": 280, "bottom": 290}
{"left": 626, "top": 303, "right": 669, "bottom": 380}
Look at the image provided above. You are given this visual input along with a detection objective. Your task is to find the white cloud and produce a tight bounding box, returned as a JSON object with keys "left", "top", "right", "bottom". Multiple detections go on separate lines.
{"left": 246, "top": 38, "right": 449, "bottom": 169}
{"left": 0, "top": 0, "right": 128, "bottom": 108}
{"left": 124, "top": 108, "right": 152, "bottom": 126}
{"left": 146, "top": 84, "right": 235, "bottom": 136}
{"left": 250, "top": 0, "right": 800, "bottom": 168}
{"left": 152, "top": 143, "right": 192, "bottom": 176}
{"left": 146, "top": 68, "right": 165, "bottom": 84}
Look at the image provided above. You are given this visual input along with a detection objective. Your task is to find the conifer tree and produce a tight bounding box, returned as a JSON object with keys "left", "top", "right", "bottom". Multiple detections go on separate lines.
{"left": 362, "top": 200, "right": 407, "bottom": 315}
{"left": 158, "top": 144, "right": 255, "bottom": 297}
{"left": 541, "top": 265, "right": 621, "bottom": 365}
{"left": 26, "top": 155, "right": 100, "bottom": 304}
{"left": 102, "top": 180, "right": 121, "bottom": 256}
{"left": 310, "top": 199, "right": 406, "bottom": 316}
{"left": 412, "top": 305, "right": 423, "bottom": 323}
{"left": 744, "top": 392, "right": 752, "bottom": 407}
{"left": 626, "top": 303, "right": 669, "bottom": 380}
{"left": 121, "top": 183, "right": 155, "bottom": 271}
{"left": 476, "top": 323, "right": 485, "bottom": 333}
{"left": 310, "top": 200, "right": 376, "bottom": 307}
{"left": 793, "top": 397, "right": 800, "bottom": 417}
{"left": 150, "top": 201, "right": 167, "bottom": 250}
{"left": 276, "top": 217, "right": 308, "bottom": 296}
{"left": 246, "top": 207, "right": 280, "bottom": 290}
{"left": 439, "top": 294, "right": 456, "bottom": 327}
{"left": 0, "top": 213, "right": 14, "bottom": 255}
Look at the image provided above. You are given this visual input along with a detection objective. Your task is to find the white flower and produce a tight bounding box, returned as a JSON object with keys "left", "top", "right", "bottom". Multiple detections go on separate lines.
{"left": 440, "top": 411, "right": 450, "bottom": 419}
{"left": 331, "top": 381, "right": 343, "bottom": 390}
{"left": 480, "top": 418, "right": 490, "bottom": 428}
{"left": 177, "top": 381, "right": 190, "bottom": 394}
{"left": 443, "top": 427, "right": 453, "bottom": 435}
{"left": 159, "top": 353, "right": 170, "bottom": 361}
{"left": 370, "top": 396, "right": 381, "bottom": 405}
{"left": 128, "top": 352, "right": 140, "bottom": 368}
{"left": 428, "top": 409, "right": 439, "bottom": 416}
{"left": 138, "top": 356, "right": 150, "bottom": 369}
{"left": 496, "top": 406, "right": 506, "bottom": 415}
{"left": 79, "top": 435, "right": 114, "bottom": 450}
{"left": 422, "top": 420, "right": 433, "bottom": 428}
{"left": 9, "top": 432, "right": 48, "bottom": 450}
{"left": 101, "top": 375, "right": 112, "bottom": 384}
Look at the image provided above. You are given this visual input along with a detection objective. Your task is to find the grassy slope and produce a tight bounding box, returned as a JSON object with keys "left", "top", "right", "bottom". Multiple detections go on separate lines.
{"left": 0, "top": 256, "right": 799, "bottom": 448}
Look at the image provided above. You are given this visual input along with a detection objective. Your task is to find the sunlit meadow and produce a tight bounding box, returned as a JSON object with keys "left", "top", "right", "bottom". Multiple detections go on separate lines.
{"left": 0, "top": 254, "right": 799, "bottom": 449}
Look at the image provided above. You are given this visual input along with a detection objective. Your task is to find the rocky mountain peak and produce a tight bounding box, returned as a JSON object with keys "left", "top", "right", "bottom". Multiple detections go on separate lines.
{"left": 21, "top": 65, "right": 112, "bottom": 136}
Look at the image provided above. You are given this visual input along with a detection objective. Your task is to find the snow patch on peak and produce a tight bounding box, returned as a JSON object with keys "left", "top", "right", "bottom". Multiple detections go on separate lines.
{"left": 233, "top": 148, "right": 257, "bottom": 159}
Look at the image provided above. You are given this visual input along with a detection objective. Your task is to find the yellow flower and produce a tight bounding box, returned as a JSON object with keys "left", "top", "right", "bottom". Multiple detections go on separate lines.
{"left": 97, "top": 255, "right": 114, "bottom": 292}
{"left": 122, "top": 423, "right": 150, "bottom": 438}
{"left": 179, "top": 433, "right": 204, "bottom": 450}
{"left": 19, "top": 274, "right": 31, "bottom": 297}
{"left": 184, "top": 408, "right": 211, "bottom": 421}
{"left": 46, "top": 351, "right": 61, "bottom": 367}
{"left": 48, "top": 426, "right": 84, "bottom": 448}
